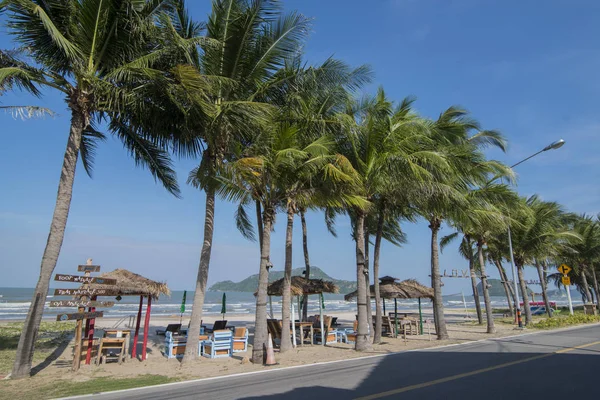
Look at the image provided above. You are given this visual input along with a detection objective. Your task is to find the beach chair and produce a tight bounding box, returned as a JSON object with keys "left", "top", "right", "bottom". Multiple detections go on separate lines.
{"left": 156, "top": 323, "right": 181, "bottom": 336}
{"left": 381, "top": 316, "right": 395, "bottom": 337}
{"left": 165, "top": 332, "right": 209, "bottom": 359}
{"left": 267, "top": 319, "right": 296, "bottom": 348}
{"left": 339, "top": 320, "right": 358, "bottom": 345}
{"left": 202, "top": 330, "right": 233, "bottom": 358}
{"left": 314, "top": 316, "right": 337, "bottom": 345}
{"left": 204, "top": 320, "right": 228, "bottom": 333}
{"left": 232, "top": 327, "right": 249, "bottom": 353}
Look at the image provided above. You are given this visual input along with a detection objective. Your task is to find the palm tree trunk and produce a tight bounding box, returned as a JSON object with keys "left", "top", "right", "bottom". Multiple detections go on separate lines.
{"left": 280, "top": 204, "right": 294, "bottom": 353}
{"left": 373, "top": 205, "right": 384, "bottom": 344}
{"left": 590, "top": 267, "right": 600, "bottom": 308}
{"left": 429, "top": 218, "right": 448, "bottom": 340}
{"left": 364, "top": 227, "right": 372, "bottom": 339}
{"left": 535, "top": 261, "right": 552, "bottom": 318}
{"left": 252, "top": 206, "right": 274, "bottom": 363}
{"left": 580, "top": 265, "right": 593, "bottom": 304}
{"left": 12, "top": 110, "right": 84, "bottom": 379}
{"left": 256, "top": 200, "right": 263, "bottom": 252}
{"left": 300, "top": 209, "right": 310, "bottom": 321}
{"left": 466, "top": 237, "right": 482, "bottom": 324}
{"left": 183, "top": 187, "right": 216, "bottom": 362}
{"left": 494, "top": 259, "right": 514, "bottom": 317}
{"left": 477, "top": 240, "right": 495, "bottom": 333}
{"left": 373, "top": 207, "right": 385, "bottom": 344}
{"left": 517, "top": 264, "right": 532, "bottom": 325}
{"left": 354, "top": 211, "right": 372, "bottom": 351}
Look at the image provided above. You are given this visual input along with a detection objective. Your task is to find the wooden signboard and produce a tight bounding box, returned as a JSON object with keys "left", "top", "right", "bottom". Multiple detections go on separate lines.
{"left": 54, "top": 288, "right": 121, "bottom": 297}
{"left": 78, "top": 265, "right": 101, "bottom": 272}
{"left": 55, "top": 274, "right": 117, "bottom": 285}
{"left": 49, "top": 300, "right": 115, "bottom": 308}
{"left": 56, "top": 311, "right": 104, "bottom": 321}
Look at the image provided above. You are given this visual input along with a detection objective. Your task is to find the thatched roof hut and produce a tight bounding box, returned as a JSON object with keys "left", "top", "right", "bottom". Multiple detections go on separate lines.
{"left": 344, "top": 278, "right": 433, "bottom": 301}
{"left": 83, "top": 268, "right": 170, "bottom": 300}
{"left": 256, "top": 276, "right": 339, "bottom": 297}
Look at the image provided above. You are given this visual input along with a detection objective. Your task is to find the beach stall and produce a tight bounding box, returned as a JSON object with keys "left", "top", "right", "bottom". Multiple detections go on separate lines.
{"left": 84, "top": 269, "right": 170, "bottom": 361}
{"left": 345, "top": 276, "right": 433, "bottom": 337}
{"left": 257, "top": 276, "right": 339, "bottom": 346}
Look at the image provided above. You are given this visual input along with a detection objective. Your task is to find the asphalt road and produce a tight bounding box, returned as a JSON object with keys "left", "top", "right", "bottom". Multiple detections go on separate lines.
{"left": 71, "top": 324, "right": 600, "bottom": 400}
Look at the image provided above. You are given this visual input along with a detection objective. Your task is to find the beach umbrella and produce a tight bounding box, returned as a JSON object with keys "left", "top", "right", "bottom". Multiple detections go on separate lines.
{"left": 221, "top": 292, "right": 227, "bottom": 320}
{"left": 179, "top": 290, "right": 186, "bottom": 324}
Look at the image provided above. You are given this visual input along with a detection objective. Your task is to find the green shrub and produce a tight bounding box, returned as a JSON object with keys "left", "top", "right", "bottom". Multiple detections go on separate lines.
{"left": 533, "top": 313, "right": 600, "bottom": 329}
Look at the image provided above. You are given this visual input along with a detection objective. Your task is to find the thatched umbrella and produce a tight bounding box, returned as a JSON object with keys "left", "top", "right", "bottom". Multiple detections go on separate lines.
{"left": 344, "top": 278, "right": 433, "bottom": 337}
{"left": 83, "top": 268, "right": 170, "bottom": 361}
{"left": 256, "top": 276, "right": 339, "bottom": 347}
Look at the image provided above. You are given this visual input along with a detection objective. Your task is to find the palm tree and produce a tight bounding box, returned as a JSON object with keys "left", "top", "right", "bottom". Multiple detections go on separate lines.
{"left": 485, "top": 240, "right": 516, "bottom": 317}
{"left": 509, "top": 196, "right": 578, "bottom": 324}
{"left": 465, "top": 184, "right": 519, "bottom": 333}
{"left": 565, "top": 215, "right": 600, "bottom": 305}
{"left": 219, "top": 118, "right": 363, "bottom": 360}
{"left": 417, "top": 108, "right": 508, "bottom": 339}
{"left": 1, "top": 0, "right": 187, "bottom": 378}
{"left": 182, "top": 0, "right": 311, "bottom": 362}
{"left": 335, "top": 90, "right": 448, "bottom": 349}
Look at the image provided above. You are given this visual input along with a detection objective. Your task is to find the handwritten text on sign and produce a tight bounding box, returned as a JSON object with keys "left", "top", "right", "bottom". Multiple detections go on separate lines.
{"left": 54, "top": 274, "right": 116, "bottom": 285}
{"left": 49, "top": 300, "right": 115, "bottom": 308}
{"left": 54, "top": 288, "right": 120, "bottom": 296}
{"left": 56, "top": 311, "right": 104, "bottom": 321}
{"left": 77, "top": 265, "right": 101, "bottom": 272}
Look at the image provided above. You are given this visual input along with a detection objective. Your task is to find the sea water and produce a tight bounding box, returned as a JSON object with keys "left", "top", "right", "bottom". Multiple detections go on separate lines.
{"left": 0, "top": 287, "right": 582, "bottom": 321}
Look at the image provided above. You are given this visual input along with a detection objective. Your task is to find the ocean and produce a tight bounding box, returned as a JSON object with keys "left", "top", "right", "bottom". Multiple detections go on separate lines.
{"left": 0, "top": 287, "right": 583, "bottom": 321}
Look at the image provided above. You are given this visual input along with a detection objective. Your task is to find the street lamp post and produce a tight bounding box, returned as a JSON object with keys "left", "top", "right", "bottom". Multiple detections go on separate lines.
{"left": 507, "top": 139, "right": 565, "bottom": 328}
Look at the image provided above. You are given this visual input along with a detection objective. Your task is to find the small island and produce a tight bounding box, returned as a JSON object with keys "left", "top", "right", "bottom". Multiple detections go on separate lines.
{"left": 209, "top": 267, "right": 357, "bottom": 294}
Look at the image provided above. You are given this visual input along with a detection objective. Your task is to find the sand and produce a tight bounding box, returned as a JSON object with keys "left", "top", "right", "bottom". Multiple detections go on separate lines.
{"left": 1, "top": 310, "right": 522, "bottom": 386}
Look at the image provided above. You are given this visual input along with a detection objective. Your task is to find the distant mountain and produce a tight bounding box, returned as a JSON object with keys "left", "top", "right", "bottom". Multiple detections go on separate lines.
{"left": 209, "top": 267, "right": 357, "bottom": 294}
{"left": 477, "top": 279, "right": 533, "bottom": 297}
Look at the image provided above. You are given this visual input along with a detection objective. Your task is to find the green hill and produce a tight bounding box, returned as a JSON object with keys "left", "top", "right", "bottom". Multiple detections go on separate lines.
{"left": 477, "top": 279, "right": 533, "bottom": 296}
{"left": 209, "top": 267, "right": 357, "bottom": 294}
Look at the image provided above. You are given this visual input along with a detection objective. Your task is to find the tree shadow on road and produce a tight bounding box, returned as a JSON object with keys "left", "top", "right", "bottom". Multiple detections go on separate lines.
{"left": 239, "top": 343, "right": 600, "bottom": 399}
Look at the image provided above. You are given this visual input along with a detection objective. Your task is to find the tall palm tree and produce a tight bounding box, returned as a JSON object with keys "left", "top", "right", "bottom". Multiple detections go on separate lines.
{"left": 1, "top": 0, "right": 187, "bottom": 378}
{"left": 219, "top": 119, "right": 363, "bottom": 361}
{"left": 417, "top": 108, "right": 508, "bottom": 339}
{"left": 336, "top": 89, "right": 447, "bottom": 349}
{"left": 509, "top": 195, "right": 578, "bottom": 324}
{"left": 464, "top": 184, "right": 519, "bottom": 333}
{"left": 182, "top": 0, "right": 311, "bottom": 362}
{"left": 566, "top": 215, "right": 600, "bottom": 305}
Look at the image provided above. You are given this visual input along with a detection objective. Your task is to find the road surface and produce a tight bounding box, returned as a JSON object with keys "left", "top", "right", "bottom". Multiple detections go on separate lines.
{"left": 69, "top": 323, "right": 600, "bottom": 399}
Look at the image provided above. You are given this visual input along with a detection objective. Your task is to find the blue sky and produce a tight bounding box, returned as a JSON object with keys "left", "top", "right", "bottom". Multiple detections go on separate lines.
{"left": 1, "top": 0, "right": 599, "bottom": 295}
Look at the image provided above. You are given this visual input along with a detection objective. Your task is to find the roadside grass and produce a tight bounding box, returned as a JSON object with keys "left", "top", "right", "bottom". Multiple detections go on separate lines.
{"left": 0, "top": 322, "right": 75, "bottom": 376}
{"left": 532, "top": 313, "right": 600, "bottom": 329}
{"left": 0, "top": 374, "right": 179, "bottom": 400}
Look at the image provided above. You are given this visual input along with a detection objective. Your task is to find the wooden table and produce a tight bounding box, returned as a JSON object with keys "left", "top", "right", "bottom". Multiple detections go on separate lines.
{"left": 294, "top": 322, "right": 314, "bottom": 346}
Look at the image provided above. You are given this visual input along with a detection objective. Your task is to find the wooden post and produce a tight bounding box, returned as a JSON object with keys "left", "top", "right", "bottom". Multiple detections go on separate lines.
{"left": 319, "top": 294, "right": 324, "bottom": 346}
{"left": 72, "top": 258, "right": 92, "bottom": 370}
{"left": 291, "top": 300, "right": 296, "bottom": 348}
{"left": 418, "top": 298, "right": 423, "bottom": 335}
{"left": 269, "top": 295, "right": 273, "bottom": 318}
{"left": 142, "top": 296, "right": 152, "bottom": 361}
{"left": 132, "top": 295, "right": 143, "bottom": 359}
{"left": 85, "top": 295, "right": 97, "bottom": 364}
{"left": 383, "top": 298, "right": 386, "bottom": 315}
{"left": 394, "top": 298, "right": 398, "bottom": 339}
